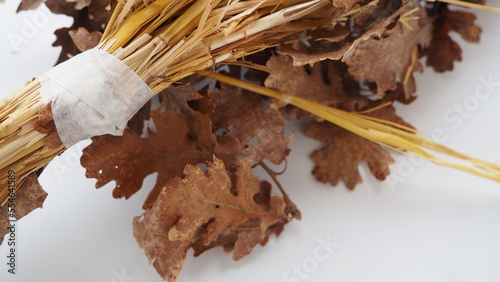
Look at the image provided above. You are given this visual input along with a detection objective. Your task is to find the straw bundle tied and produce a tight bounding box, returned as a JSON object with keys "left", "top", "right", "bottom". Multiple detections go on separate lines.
{"left": 1, "top": 0, "right": 500, "bottom": 206}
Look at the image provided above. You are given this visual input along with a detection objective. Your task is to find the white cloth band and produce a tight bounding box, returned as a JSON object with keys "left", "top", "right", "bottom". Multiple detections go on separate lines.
{"left": 38, "top": 48, "right": 154, "bottom": 147}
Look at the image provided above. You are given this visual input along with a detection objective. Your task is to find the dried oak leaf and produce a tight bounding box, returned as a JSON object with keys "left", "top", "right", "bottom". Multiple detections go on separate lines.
{"left": 384, "top": 82, "right": 418, "bottom": 105}
{"left": 46, "top": 0, "right": 112, "bottom": 63}
{"left": 353, "top": 0, "right": 393, "bottom": 28}
{"left": 66, "top": 0, "right": 92, "bottom": 10}
{"left": 265, "top": 55, "right": 344, "bottom": 114}
{"left": 242, "top": 49, "right": 274, "bottom": 84}
{"left": 126, "top": 100, "right": 151, "bottom": 135}
{"left": 68, "top": 27, "right": 102, "bottom": 52}
{"left": 331, "top": 0, "right": 363, "bottom": 16}
{"left": 310, "top": 23, "right": 350, "bottom": 43}
{"left": 306, "top": 105, "right": 412, "bottom": 189}
{"left": 46, "top": 0, "right": 112, "bottom": 19}
{"left": 128, "top": 84, "right": 208, "bottom": 136}
{"left": 133, "top": 157, "right": 288, "bottom": 281}
{"left": 209, "top": 85, "right": 292, "bottom": 165}
{"left": 0, "top": 173, "right": 48, "bottom": 245}
{"left": 80, "top": 108, "right": 238, "bottom": 209}
{"left": 34, "top": 103, "right": 63, "bottom": 149}
{"left": 160, "top": 84, "right": 203, "bottom": 113}
{"left": 87, "top": 0, "right": 113, "bottom": 23}
{"left": 17, "top": 0, "right": 44, "bottom": 11}
{"left": 187, "top": 87, "right": 217, "bottom": 116}
{"left": 190, "top": 179, "right": 289, "bottom": 259}
{"left": 346, "top": 6, "right": 433, "bottom": 97}
{"left": 424, "top": 5, "right": 481, "bottom": 72}
{"left": 51, "top": 22, "right": 105, "bottom": 63}
{"left": 265, "top": 55, "right": 369, "bottom": 119}
{"left": 280, "top": 0, "right": 409, "bottom": 66}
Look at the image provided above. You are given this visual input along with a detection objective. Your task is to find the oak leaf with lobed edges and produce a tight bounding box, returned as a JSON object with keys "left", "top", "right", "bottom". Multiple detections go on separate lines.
{"left": 80, "top": 108, "right": 239, "bottom": 209}
{"left": 306, "top": 105, "right": 413, "bottom": 189}
{"left": 133, "top": 157, "right": 289, "bottom": 282}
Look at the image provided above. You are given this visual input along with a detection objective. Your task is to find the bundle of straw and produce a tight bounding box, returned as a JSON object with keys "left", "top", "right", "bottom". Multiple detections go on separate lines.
{"left": 1, "top": 0, "right": 500, "bottom": 206}
{"left": 0, "top": 0, "right": 333, "bottom": 204}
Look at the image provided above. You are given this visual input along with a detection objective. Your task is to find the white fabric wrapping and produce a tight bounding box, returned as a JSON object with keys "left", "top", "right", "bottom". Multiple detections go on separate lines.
{"left": 38, "top": 48, "right": 154, "bottom": 147}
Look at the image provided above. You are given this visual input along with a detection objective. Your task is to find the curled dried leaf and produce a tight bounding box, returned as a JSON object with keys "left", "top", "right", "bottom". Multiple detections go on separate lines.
{"left": 280, "top": 0, "right": 410, "bottom": 66}
{"left": 133, "top": 157, "right": 288, "bottom": 281}
{"left": 0, "top": 173, "right": 47, "bottom": 244}
{"left": 346, "top": 5, "right": 433, "bottom": 97}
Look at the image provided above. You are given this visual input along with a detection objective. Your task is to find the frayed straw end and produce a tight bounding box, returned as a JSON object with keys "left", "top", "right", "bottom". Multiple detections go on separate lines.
{"left": 205, "top": 71, "right": 500, "bottom": 183}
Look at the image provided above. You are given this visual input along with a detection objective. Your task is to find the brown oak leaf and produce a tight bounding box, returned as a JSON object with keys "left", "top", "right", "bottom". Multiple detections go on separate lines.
{"left": 34, "top": 103, "right": 63, "bottom": 149}
{"left": 265, "top": 55, "right": 369, "bottom": 119}
{"left": 424, "top": 5, "right": 481, "bottom": 72}
{"left": 160, "top": 84, "right": 203, "bottom": 113}
{"left": 265, "top": 55, "right": 344, "bottom": 115}
{"left": 209, "top": 85, "right": 292, "bottom": 165}
{"left": 190, "top": 179, "right": 288, "bottom": 259}
{"left": 45, "top": 0, "right": 83, "bottom": 16}
{"left": 0, "top": 173, "right": 48, "bottom": 244}
{"left": 306, "top": 105, "right": 412, "bottom": 189}
{"left": 186, "top": 87, "right": 217, "bottom": 116}
{"left": 133, "top": 157, "right": 288, "bottom": 281}
{"left": 66, "top": 0, "right": 92, "bottom": 10}
{"left": 16, "top": 0, "right": 45, "bottom": 11}
{"left": 80, "top": 108, "right": 238, "bottom": 209}
{"left": 331, "top": 0, "right": 363, "bottom": 16}
{"left": 46, "top": 0, "right": 113, "bottom": 63}
{"left": 279, "top": 0, "right": 409, "bottom": 66}
{"left": 346, "top": 5, "right": 433, "bottom": 97}
{"left": 126, "top": 100, "right": 151, "bottom": 135}
{"left": 87, "top": 0, "right": 113, "bottom": 23}
{"left": 310, "top": 23, "right": 350, "bottom": 43}
{"left": 68, "top": 27, "right": 102, "bottom": 52}
{"left": 127, "top": 84, "right": 209, "bottom": 137}
{"left": 242, "top": 49, "right": 274, "bottom": 84}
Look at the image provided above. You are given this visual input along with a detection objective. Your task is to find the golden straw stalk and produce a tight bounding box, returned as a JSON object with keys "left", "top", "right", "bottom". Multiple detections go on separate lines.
{"left": 204, "top": 72, "right": 500, "bottom": 182}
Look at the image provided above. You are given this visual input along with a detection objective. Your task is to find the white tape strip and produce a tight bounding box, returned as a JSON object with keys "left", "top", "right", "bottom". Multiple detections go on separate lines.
{"left": 38, "top": 49, "right": 154, "bottom": 148}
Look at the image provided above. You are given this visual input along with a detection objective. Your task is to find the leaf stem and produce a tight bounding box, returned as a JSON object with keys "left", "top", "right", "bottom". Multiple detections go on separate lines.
{"left": 259, "top": 161, "right": 301, "bottom": 220}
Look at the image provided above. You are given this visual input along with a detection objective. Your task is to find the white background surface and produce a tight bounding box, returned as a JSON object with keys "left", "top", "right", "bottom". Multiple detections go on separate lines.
{"left": 1, "top": 1, "right": 500, "bottom": 282}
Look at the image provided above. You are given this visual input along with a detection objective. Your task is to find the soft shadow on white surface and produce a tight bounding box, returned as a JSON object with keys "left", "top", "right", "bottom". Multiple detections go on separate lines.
{"left": 1, "top": 3, "right": 500, "bottom": 282}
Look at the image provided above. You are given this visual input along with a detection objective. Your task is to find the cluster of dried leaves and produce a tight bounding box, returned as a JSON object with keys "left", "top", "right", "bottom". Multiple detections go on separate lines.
{"left": 1, "top": 0, "right": 484, "bottom": 280}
